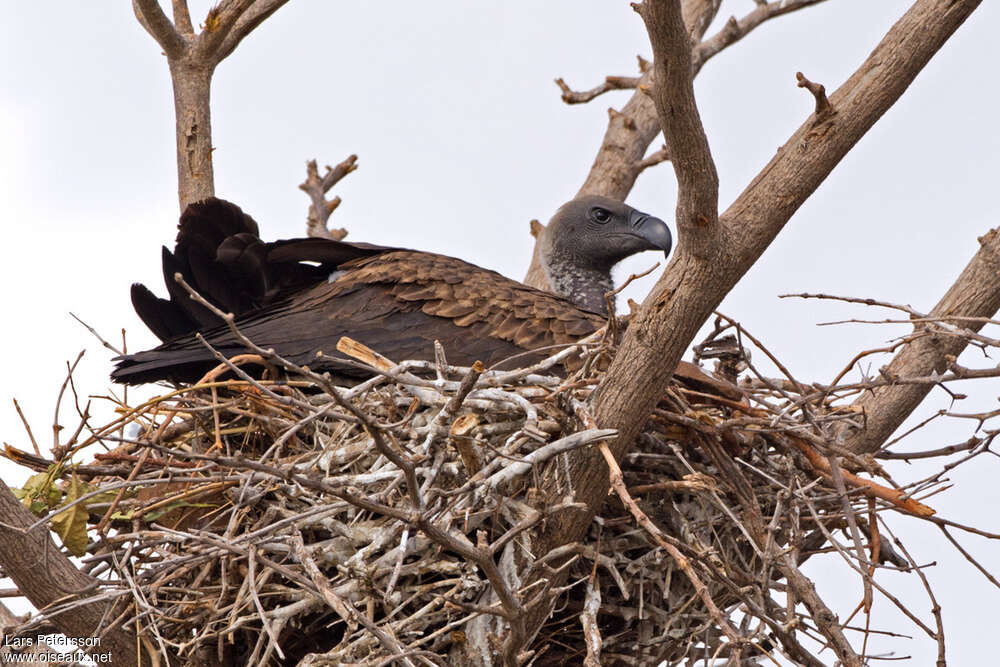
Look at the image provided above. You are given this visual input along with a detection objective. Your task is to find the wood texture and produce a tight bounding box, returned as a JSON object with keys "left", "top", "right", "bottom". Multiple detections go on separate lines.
{"left": 844, "top": 227, "right": 1000, "bottom": 453}
{"left": 0, "top": 480, "right": 143, "bottom": 666}
{"left": 514, "top": 0, "right": 983, "bottom": 656}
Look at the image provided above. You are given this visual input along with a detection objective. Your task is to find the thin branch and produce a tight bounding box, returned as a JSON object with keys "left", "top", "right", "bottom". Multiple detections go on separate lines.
{"left": 597, "top": 440, "right": 742, "bottom": 645}
{"left": 693, "top": 1, "right": 830, "bottom": 72}
{"left": 555, "top": 75, "right": 641, "bottom": 105}
{"left": 216, "top": 0, "right": 293, "bottom": 62}
{"left": 636, "top": 144, "right": 670, "bottom": 172}
{"left": 836, "top": 225, "right": 1000, "bottom": 454}
{"left": 796, "top": 71, "right": 834, "bottom": 117}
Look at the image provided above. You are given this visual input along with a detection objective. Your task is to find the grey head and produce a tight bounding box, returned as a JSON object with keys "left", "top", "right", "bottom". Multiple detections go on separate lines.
{"left": 538, "top": 195, "right": 671, "bottom": 315}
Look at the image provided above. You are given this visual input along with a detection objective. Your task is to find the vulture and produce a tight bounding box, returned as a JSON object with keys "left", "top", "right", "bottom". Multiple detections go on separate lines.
{"left": 112, "top": 197, "right": 729, "bottom": 394}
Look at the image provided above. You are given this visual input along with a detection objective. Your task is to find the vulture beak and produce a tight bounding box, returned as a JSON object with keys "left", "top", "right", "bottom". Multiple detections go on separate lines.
{"left": 629, "top": 209, "right": 672, "bottom": 257}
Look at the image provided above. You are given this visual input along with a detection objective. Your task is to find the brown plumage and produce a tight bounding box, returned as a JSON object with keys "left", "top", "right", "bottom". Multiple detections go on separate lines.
{"left": 112, "top": 199, "right": 605, "bottom": 384}
{"left": 112, "top": 198, "right": 738, "bottom": 400}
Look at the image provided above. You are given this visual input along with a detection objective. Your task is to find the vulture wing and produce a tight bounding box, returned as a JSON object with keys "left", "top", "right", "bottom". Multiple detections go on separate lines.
{"left": 112, "top": 199, "right": 604, "bottom": 385}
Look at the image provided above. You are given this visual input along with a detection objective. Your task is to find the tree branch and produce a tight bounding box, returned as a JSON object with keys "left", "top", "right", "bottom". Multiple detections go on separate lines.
{"left": 132, "top": 0, "right": 186, "bottom": 58}
{"left": 172, "top": 0, "right": 194, "bottom": 36}
{"left": 299, "top": 155, "right": 357, "bottom": 239}
{"left": 216, "top": 0, "right": 293, "bottom": 62}
{"left": 843, "top": 226, "right": 1000, "bottom": 454}
{"left": 569, "top": 0, "right": 721, "bottom": 203}
{"left": 796, "top": 71, "right": 833, "bottom": 117}
{"left": 134, "top": 0, "right": 289, "bottom": 210}
{"left": 525, "top": 0, "right": 826, "bottom": 287}
{"left": 0, "top": 480, "right": 145, "bottom": 666}
{"left": 194, "top": 0, "right": 257, "bottom": 60}
{"left": 522, "top": 0, "right": 982, "bottom": 645}
{"left": 554, "top": 75, "right": 641, "bottom": 105}
{"left": 634, "top": 0, "right": 719, "bottom": 232}
{"left": 693, "top": 0, "right": 830, "bottom": 71}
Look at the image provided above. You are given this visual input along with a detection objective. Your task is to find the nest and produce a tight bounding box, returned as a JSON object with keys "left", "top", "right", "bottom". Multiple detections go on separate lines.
{"left": 2, "top": 317, "right": 988, "bottom": 666}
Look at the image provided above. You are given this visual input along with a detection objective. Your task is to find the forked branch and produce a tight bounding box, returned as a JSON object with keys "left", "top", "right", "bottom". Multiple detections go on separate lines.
{"left": 132, "top": 0, "right": 292, "bottom": 209}
{"left": 299, "top": 155, "right": 358, "bottom": 239}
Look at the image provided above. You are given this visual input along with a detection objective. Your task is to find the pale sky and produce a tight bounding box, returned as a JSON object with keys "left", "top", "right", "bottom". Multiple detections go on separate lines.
{"left": 2, "top": 1, "right": 999, "bottom": 663}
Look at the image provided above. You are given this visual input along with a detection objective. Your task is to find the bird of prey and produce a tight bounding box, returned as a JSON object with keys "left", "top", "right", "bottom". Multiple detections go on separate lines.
{"left": 112, "top": 197, "right": 719, "bottom": 392}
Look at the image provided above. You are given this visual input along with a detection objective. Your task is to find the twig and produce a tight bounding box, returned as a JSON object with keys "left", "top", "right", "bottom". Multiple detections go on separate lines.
{"left": 796, "top": 72, "right": 833, "bottom": 117}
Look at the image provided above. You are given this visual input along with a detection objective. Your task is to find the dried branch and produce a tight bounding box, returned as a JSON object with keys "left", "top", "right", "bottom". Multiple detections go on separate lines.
{"left": 299, "top": 155, "right": 358, "bottom": 239}
{"left": 217, "top": 0, "right": 292, "bottom": 61}
{"left": 636, "top": 143, "right": 670, "bottom": 172}
{"left": 796, "top": 71, "right": 834, "bottom": 117}
{"left": 554, "top": 75, "right": 641, "bottom": 104}
{"left": 132, "top": 0, "right": 186, "bottom": 58}
{"left": 596, "top": 440, "right": 741, "bottom": 644}
{"left": 526, "top": 0, "right": 824, "bottom": 286}
{"left": 834, "top": 227, "right": 1000, "bottom": 454}
{"left": 568, "top": 0, "right": 824, "bottom": 202}
{"left": 634, "top": 0, "right": 719, "bottom": 231}
{"left": 193, "top": 0, "right": 257, "bottom": 60}
{"left": 693, "top": 1, "right": 830, "bottom": 71}
{"left": 171, "top": 0, "right": 194, "bottom": 35}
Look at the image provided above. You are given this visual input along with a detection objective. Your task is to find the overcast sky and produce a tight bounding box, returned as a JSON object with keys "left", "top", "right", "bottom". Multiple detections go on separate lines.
{"left": 2, "top": 1, "right": 999, "bottom": 663}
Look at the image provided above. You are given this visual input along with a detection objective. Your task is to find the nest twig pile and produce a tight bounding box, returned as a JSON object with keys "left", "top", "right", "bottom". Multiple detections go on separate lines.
{"left": 3, "top": 313, "right": 997, "bottom": 666}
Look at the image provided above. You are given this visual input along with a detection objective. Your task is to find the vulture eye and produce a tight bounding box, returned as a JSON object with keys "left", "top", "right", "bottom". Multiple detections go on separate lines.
{"left": 590, "top": 207, "right": 611, "bottom": 224}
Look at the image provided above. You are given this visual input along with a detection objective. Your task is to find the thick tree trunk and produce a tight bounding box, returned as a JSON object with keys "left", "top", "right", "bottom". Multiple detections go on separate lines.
{"left": 132, "top": 0, "right": 291, "bottom": 213}
{"left": 169, "top": 60, "right": 216, "bottom": 210}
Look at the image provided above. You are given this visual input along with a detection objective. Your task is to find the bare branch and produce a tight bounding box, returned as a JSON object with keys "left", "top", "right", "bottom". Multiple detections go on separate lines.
{"left": 596, "top": 440, "right": 741, "bottom": 643}
{"left": 132, "top": 0, "right": 186, "bottom": 58}
{"left": 693, "top": 1, "right": 830, "bottom": 71}
{"left": 636, "top": 143, "right": 670, "bottom": 172}
{"left": 796, "top": 71, "right": 834, "bottom": 117}
{"left": 842, "top": 225, "right": 1000, "bottom": 453}
{"left": 569, "top": 0, "right": 825, "bottom": 202}
{"left": 555, "top": 75, "right": 641, "bottom": 105}
{"left": 633, "top": 0, "right": 719, "bottom": 238}
{"left": 526, "top": 0, "right": 829, "bottom": 287}
{"left": 172, "top": 0, "right": 194, "bottom": 36}
{"left": 216, "top": 0, "right": 293, "bottom": 62}
{"left": 194, "top": 0, "right": 256, "bottom": 60}
{"left": 299, "top": 155, "right": 358, "bottom": 239}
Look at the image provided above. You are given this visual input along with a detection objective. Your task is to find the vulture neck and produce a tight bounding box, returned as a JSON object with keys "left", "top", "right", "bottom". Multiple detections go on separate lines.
{"left": 543, "top": 250, "right": 614, "bottom": 316}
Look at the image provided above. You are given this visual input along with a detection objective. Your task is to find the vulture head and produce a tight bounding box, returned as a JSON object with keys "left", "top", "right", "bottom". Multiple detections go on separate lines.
{"left": 536, "top": 195, "right": 671, "bottom": 314}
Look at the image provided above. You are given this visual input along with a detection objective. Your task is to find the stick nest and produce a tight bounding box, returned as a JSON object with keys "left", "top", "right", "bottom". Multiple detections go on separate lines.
{"left": 3, "top": 320, "right": 990, "bottom": 666}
